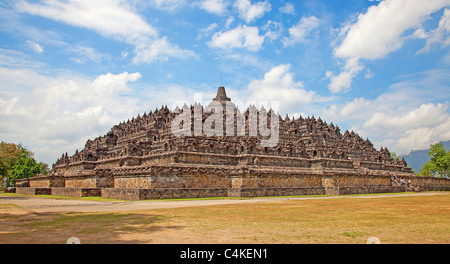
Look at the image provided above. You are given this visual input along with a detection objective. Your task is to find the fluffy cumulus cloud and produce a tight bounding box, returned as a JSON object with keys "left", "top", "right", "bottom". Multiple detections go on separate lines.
{"left": 328, "top": 0, "right": 450, "bottom": 93}
{"left": 196, "top": 0, "right": 230, "bottom": 15}
{"left": 233, "top": 0, "right": 271, "bottom": 23}
{"left": 15, "top": 0, "right": 194, "bottom": 64}
{"left": 246, "top": 64, "right": 326, "bottom": 114}
{"left": 0, "top": 67, "right": 144, "bottom": 165}
{"left": 364, "top": 103, "right": 449, "bottom": 130}
{"left": 321, "top": 69, "right": 450, "bottom": 154}
{"left": 323, "top": 102, "right": 450, "bottom": 154}
{"left": 279, "top": 3, "right": 295, "bottom": 15}
{"left": 208, "top": 24, "right": 265, "bottom": 51}
{"left": 326, "top": 58, "right": 364, "bottom": 93}
{"left": 283, "top": 15, "right": 320, "bottom": 46}
{"left": 367, "top": 103, "right": 450, "bottom": 154}
{"left": 132, "top": 37, "right": 196, "bottom": 64}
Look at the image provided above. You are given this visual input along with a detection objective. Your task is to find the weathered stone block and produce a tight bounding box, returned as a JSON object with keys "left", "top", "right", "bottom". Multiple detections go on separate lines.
{"left": 15, "top": 187, "right": 51, "bottom": 195}
{"left": 51, "top": 187, "right": 101, "bottom": 197}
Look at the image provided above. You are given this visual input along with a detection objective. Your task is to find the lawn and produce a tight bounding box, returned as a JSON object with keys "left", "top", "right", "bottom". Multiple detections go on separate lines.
{"left": 0, "top": 193, "right": 448, "bottom": 244}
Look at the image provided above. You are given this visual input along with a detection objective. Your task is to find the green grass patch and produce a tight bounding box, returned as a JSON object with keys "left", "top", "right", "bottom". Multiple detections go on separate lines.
{"left": 0, "top": 203, "right": 23, "bottom": 210}
{"left": 0, "top": 191, "right": 26, "bottom": 197}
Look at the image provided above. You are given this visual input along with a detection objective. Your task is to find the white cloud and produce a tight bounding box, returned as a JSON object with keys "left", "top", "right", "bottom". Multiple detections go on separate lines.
{"left": 395, "top": 120, "right": 450, "bottom": 153}
{"left": 262, "top": 20, "right": 283, "bottom": 41}
{"left": 16, "top": 0, "right": 157, "bottom": 41}
{"left": 0, "top": 67, "right": 144, "bottom": 165}
{"left": 321, "top": 69, "right": 450, "bottom": 154}
{"left": 68, "top": 45, "right": 111, "bottom": 63}
{"left": 363, "top": 103, "right": 449, "bottom": 130}
{"left": 25, "top": 40, "right": 43, "bottom": 53}
{"left": 416, "top": 8, "right": 450, "bottom": 54}
{"left": 327, "top": 69, "right": 359, "bottom": 93}
{"left": 149, "top": 0, "right": 187, "bottom": 11}
{"left": 324, "top": 101, "right": 450, "bottom": 154}
{"left": 283, "top": 15, "right": 320, "bottom": 46}
{"left": 329, "top": 0, "right": 450, "bottom": 93}
{"left": 196, "top": 0, "right": 230, "bottom": 15}
{"left": 364, "top": 69, "right": 375, "bottom": 79}
{"left": 334, "top": 0, "right": 447, "bottom": 60}
{"left": 233, "top": 0, "right": 271, "bottom": 24}
{"left": 120, "top": 50, "right": 129, "bottom": 60}
{"left": 225, "top": 16, "right": 235, "bottom": 28}
{"left": 247, "top": 64, "right": 327, "bottom": 114}
{"left": 279, "top": 3, "right": 295, "bottom": 15}
{"left": 132, "top": 37, "right": 196, "bottom": 64}
{"left": 411, "top": 27, "right": 428, "bottom": 39}
{"left": 368, "top": 103, "right": 450, "bottom": 154}
{"left": 16, "top": 0, "right": 194, "bottom": 64}
{"left": 326, "top": 58, "right": 364, "bottom": 93}
{"left": 197, "top": 23, "right": 218, "bottom": 40}
{"left": 0, "top": 48, "right": 45, "bottom": 69}
{"left": 69, "top": 57, "right": 84, "bottom": 64}
{"left": 208, "top": 24, "right": 265, "bottom": 51}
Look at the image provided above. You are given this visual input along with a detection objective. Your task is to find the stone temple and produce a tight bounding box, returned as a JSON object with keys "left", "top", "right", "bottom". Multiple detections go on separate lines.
{"left": 17, "top": 86, "right": 450, "bottom": 200}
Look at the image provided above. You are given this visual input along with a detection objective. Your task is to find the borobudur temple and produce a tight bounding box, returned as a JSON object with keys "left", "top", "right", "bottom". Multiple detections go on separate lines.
{"left": 16, "top": 86, "right": 450, "bottom": 200}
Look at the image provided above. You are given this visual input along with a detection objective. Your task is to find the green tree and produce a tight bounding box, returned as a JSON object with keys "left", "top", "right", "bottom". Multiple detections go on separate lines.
{"left": 419, "top": 143, "right": 450, "bottom": 178}
{"left": 419, "top": 161, "right": 436, "bottom": 177}
{"left": 390, "top": 152, "right": 401, "bottom": 161}
{"left": 0, "top": 142, "right": 23, "bottom": 187}
{"left": 0, "top": 142, "right": 49, "bottom": 187}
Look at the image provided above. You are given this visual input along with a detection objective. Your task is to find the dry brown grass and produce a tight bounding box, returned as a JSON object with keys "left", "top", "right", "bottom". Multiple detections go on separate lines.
{"left": 0, "top": 193, "right": 449, "bottom": 244}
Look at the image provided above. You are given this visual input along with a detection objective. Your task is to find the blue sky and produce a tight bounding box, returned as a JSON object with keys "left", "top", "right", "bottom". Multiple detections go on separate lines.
{"left": 0, "top": 0, "right": 449, "bottom": 166}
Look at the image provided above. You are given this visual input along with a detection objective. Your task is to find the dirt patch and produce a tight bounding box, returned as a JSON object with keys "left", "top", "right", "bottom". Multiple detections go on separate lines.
{"left": 0, "top": 191, "right": 446, "bottom": 213}
{"left": 0, "top": 192, "right": 449, "bottom": 244}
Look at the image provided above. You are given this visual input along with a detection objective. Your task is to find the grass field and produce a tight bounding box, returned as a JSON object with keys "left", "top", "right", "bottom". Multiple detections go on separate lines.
{"left": 0, "top": 193, "right": 449, "bottom": 244}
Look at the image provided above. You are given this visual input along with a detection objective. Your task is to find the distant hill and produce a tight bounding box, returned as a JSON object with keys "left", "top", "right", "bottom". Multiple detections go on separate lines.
{"left": 401, "top": 140, "right": 450, "bottom": 174}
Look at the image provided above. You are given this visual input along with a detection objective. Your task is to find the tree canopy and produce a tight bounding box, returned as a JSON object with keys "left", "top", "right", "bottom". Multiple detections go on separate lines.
{"left": 419, "top": 143, "right": 450, "bottom": 178}
{"left": 0, "top": 141, "right": 49, "bottom": 187}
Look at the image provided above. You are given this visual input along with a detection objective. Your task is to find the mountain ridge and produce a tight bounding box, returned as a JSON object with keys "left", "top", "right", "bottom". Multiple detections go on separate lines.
{"left": 401, "top": 140, "right": 450, "bottom": 173}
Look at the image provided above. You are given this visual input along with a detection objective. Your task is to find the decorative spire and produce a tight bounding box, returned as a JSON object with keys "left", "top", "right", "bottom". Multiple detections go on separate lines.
{"left": 213, "top": 86, "right": 231, "bottom": 103}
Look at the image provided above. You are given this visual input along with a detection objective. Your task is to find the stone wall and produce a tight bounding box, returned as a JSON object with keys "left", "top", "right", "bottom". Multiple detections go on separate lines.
{"left": 101, "top": 188, "right": 140, "bottom": 200}
{"left": 64, "top": 175, "right": 113, "bottom": 188}
{"left": 114, "top": 175, "right": 152, "bottom": 188}
{"left": 25, "top": 175, "right": 65, "bottom": 188}
{"left": 21, "top": 163, "right": 450, "bottom": 200}
{"left": 112, "top": 166, "right": 234, "bottom": 189}
{"left": 333, "top": 174, "right": 391, "bottom": 187}
{"left": 235, "top": 174, "right": 323, "bottom": 188}
{"left": 101, "top": 188, "right": 228, "bottom": 200}
{"left": 51, "top": 187, "right": 101, "bottom": 197}
{"left": 174, "top": 152, "right": 237, "bottom": 166}
{"left": 16, "top": 187, "right": 52, "bottom": 195}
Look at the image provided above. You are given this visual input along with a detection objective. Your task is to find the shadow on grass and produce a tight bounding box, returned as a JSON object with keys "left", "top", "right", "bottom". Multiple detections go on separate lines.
{"left": 0, "top": 208, "right": 183, "bottom": 244}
